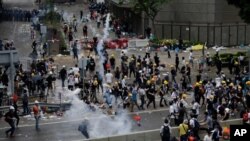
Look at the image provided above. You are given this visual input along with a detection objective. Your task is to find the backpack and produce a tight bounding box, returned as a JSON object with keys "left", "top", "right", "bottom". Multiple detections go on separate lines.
{"left": 90, "top": 60, "right": 94, "bottom": 66}
{"left": 161, "top": 125, "right": 170, "bottom": 139}
{"left": 243, "top": 112, "right": 249, "bottom": 122}
{"left": 193, "top": 119, "right": 200, "bottom": 130}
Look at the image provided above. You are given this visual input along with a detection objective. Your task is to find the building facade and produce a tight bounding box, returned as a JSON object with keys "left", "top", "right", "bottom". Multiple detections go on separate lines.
{"left": 110, "top": 0, "right": 250, "bottom": 46}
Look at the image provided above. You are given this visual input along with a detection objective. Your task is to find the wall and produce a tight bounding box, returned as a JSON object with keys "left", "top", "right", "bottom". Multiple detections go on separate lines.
{"left": 110, "top": 0, "right": 249, "bottom": 46}
{"left": 157, "top": 0, "right": 216, "bottom": 23}
{"left": 154, "top": 22, "right": 250, "bottom": 46}
{"left": 156, "top": 0, "right": 242, "bottom": 24}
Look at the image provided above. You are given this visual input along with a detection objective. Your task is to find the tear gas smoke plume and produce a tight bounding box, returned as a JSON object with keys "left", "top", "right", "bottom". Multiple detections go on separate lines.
{"left": 64, "top": 89, "right": 132, "bottom": 138}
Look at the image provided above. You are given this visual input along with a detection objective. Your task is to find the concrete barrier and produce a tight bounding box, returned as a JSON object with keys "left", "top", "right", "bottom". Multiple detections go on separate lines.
{"left": 0, "top": 102, "right": 71, "bottom": 113}
{"left": 81, "top": 119, "right": 242, "bottom": 141}
{"left": 128, "top": 39, "right": 149, "bottom": 48}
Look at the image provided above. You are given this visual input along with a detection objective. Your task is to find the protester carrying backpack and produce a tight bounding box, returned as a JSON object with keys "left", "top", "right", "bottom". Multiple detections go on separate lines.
{"left": 189, "top": 114, "right": 200, "bottom": 141}
{"left": 160, "top": 118, "right": 171, "bottom": 141}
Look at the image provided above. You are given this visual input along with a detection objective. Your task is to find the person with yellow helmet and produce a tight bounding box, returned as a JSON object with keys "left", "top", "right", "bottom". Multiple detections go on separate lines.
{"left": 159, "top": 82, "right": 168, "bottom": 107}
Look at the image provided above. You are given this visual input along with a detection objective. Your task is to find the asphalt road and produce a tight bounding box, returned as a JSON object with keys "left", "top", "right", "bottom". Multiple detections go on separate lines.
{"left": 0, "top": 108, "right": 171, "bottom": 141}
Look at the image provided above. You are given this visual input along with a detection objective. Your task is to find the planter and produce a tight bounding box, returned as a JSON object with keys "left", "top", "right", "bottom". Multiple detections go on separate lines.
{"left": 61, "top": 50, "right": 70, "bottom": 55}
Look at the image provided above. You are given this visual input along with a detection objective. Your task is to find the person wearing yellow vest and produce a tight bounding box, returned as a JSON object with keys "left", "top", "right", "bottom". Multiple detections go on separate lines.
{"left": 178, "top": 119, "right": 189, "bottom": 141}
{"left": 33, "top": 100, "right": 41, "bottom": 131}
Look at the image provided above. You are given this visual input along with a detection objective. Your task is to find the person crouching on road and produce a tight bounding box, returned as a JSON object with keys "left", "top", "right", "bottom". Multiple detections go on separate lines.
{"left": 4, "top": 106, "right": 16, "bottom": 137}
{"left": 33, "top": 100, "right": 41, "bottom": 131}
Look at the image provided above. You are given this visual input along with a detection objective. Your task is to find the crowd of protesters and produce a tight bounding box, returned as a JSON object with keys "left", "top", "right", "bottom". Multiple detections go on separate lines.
{"left": 1, "top": 1, "right": 250, "bottom": 140}
{"left": 0, "top": 40, "right": 16, "bottom": 51}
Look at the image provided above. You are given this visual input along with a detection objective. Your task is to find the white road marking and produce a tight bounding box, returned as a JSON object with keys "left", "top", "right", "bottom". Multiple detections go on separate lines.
{"left": 0, "top": 108, "right": 170, "bottom": 130}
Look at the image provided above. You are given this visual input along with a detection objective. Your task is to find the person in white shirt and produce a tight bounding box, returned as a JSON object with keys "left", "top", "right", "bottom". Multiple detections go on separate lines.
{"left": 192, "top": 101, "right": 200, "bottom": 116}
{"left": 68, "top": 74, "right": 75, "bottom": 91}
{"left": 105, "top": 70, "right": 113, "bottom": 84}
{"left": 180, "top": 95, "right": 189, "bottom": 108}
{"left": 189, "top": 50, "right": 194, "bottom": 67}
{"left": 203, "top": 130, "right": 212, "bottom": 141}
{"left": 121, "top": 76, "right": 127, "bottom": 88}
{"left": 73, "top": 64, "right": 80, "bottom": 75}
{"left": 169, "top": 101, "right": 175, "bottom": 126}
{"left": 68, "top": 68, "right": 74, "bottom": 75}
{"left": 138, "top": 87, "right": 146, "bottom": 110}
{"left": 173, "top": 99, "right": 179, "bottom": 113}
{"left": 171, "top": 89, "right": 178, "bottom": 100}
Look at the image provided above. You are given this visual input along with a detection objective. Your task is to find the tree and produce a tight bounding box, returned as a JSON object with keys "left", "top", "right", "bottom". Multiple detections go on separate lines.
{"left": 227, "top": 0, "right": 250, "bottom": 23}
{"left": 132, "top": 0, "right": 172, "bottom": 34}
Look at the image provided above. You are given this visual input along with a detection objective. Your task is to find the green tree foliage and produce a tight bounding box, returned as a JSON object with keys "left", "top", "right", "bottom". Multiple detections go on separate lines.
{"left": 133, "top": 0, "right": 168, "bottom": 21}
{"left": 120, "top": 0, "right": 171, "bottom": 31}
{"left": 227, "top": 0, "right": 250, "bottom": 23}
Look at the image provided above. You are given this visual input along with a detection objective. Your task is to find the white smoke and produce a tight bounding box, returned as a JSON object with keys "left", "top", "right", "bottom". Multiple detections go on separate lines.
{"left": 63, "top": 13, "right": 132, "bottom": 139}
{"left": 96, "top": 13, "right": 110, "bottom": 78}
{"left": 64, "top": 88, "right": 132, "bottom": 138}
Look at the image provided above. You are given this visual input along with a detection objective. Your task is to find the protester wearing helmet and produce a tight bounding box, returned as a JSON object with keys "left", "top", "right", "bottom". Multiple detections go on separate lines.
{"left": 4, "top": 106, "right": 16, "bottom": 137}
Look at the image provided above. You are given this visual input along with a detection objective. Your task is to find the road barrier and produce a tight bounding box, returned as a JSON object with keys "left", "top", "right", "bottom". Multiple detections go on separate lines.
{"left": 0, "top": 102, "right": 71, "bottom": 113}
{"left": 81, "top": 119, "right": 242, "bottom": 141}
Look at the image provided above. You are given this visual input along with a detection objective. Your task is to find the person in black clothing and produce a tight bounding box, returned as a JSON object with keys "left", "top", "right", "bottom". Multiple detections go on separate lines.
{"left": 159, "top": 83, "right": 168, "bottom": 107}
{"left": 154, "top": 52, "right": 160, "bottom": 66}
{"left": 147, "top": 84, "right": 156, "bottom": 109}
{"left": 32, "top": 40, "right": 37, "bottom": 54}
{"left": 46, "top": 72, "right": 54, "bottom": 96}
{"left": 89, "top": 57, "right": 96, "bottom": 75}
{"left": 145, "top": 27, "right": 151, "bottom": 39}
{"left": 1, "top": 70, "right": 9, "bottom": 87}
{"left": 170, "top": 66, "right": 177, "bottom": 83}
{"left": 93, "top": 36, "right": 98, "bottom": 55}
{"left": 129, "top": 59, "right": 136, "bottom": 78}
{"left": 83, "top": 25, "right": 88, "bottom": 37}
{"left": 72, "top": 40, "right": 79, "bottom": 61}
{"left": 80, "top": 10, "right": 83, "bottom": 20}
{"left": 5, "top": 106, "right": 16, "bottom": 137}
{"left": 109, "top": 55, "right": 116, "bottom": 70}
{"left": 22, "top": 93, "right": 29, "bottom": 115}
{"left": 178, "top": 103, "right": 187, "bottom": 125}
{"left": 13, "top": 102, "right": 20, "bottom": 128}
{"left": 175, "top": 54, "right": 180, "bottom": 72}
{"left": 160, "top": 118, "right": 171, "bottom": 141}
{"left": 216, "top": 58, "right": 222, "bottom": 74}
{"left": 59, "top": 65, "right": 67, "bottom": 88}
{"left": 186, "top": 64, "right": 191, "bottom": 83}
{"left": 68, "top": 31, "right": 73, "bottom": 44}
{"left": 78, "top": 119, "right": 90, "bottom": 139}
